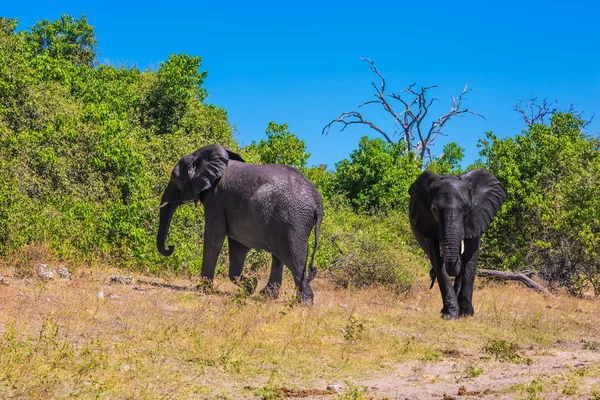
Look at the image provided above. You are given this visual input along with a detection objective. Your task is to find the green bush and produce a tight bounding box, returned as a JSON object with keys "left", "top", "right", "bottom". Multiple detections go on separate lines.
{"left": 478, "top": 112, "right": 600, "bottom": 295}
{"left": 331, "top": 136, "right": 421, "bottom": 213}
{"left": 316, "top": 196, "right": 425, "bottom": 293}
{"left": 0, "top": 16, "right": 236, "bottom": 273}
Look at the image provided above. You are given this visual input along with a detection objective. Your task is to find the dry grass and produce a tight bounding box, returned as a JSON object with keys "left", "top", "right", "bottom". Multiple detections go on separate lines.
{"left": 0, "top": 266, "right": 599, "bottom": 399}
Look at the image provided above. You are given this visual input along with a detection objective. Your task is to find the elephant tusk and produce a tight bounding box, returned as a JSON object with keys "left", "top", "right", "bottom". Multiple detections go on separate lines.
{"left": 461, "top": 240, "right": 464, "bottom": 255}
{"left": 150, "top": 202, "right": 169, "bottom": 212}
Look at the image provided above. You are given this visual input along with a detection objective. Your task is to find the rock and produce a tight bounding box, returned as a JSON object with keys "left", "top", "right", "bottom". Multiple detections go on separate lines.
{"left": 326, "top": 385, "right": 341, "bottom": 392}
{"left": 37, "top": 264, "right": 54, "bottom": 280}
{"left": 56, "top": 265, "right": 70, "bottom": 280}
{"left": 108, "top": 293, "right": 120, "bottom": 300}
{"left": 110, "top": 275, "right": 135, "bottom": 285}
{"left": 98, "top": 291, "right": 104, "bottom": 299}
{"left": 0, "top": 274, "right": 6, "bottom": 285}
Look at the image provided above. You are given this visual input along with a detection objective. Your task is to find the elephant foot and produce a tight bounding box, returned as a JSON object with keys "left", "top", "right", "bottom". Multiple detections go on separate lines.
{"left": 459, "top": 304, "right": 474, "bottom": 317}
{"left": 440, "top": 306, "right": 460, "bottom": 320}
{"left": 298, "top": 291, "right": 314, "bottom": 307}
{"left": 259, "top": 283, "right": 281, "bottom": 300}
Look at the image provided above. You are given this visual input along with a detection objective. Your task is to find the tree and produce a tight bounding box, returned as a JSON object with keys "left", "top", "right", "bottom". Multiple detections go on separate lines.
{"left": 0, "top": 17, "right": 18, "bottom": 35}
{"left": 478, "top": 112, "right": 600, "bottom": 295}
{"left": 246, "top": 121, "right": 310, "bottom": 170}
{"left": 332, "top": 136, "right": 421, "bottom": 212}
{"left": 23, "top": 14, "right": 97, "bottom": 67}
{"left": 513, "top": 97, "right": 593, "bottom": 127}
{"left": 141, "top": 54, "right": 208, "bottom": 134}
{"left": 425, "top": 142, "right": 465, "bottom": 175}
{"left": 323, "top": 58, "right": 483, "bottom": 167}
{"left": 0, "top": 14, "right": 236, "bottom": 272}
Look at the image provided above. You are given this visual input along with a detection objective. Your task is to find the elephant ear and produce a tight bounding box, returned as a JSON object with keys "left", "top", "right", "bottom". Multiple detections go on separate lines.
{"left": 182, "top": 144, "right": 240, "bottom": 197}
{"left": 226, "top": 149, "right": 245, "bottom": 163}
{"left": 408, "top": 170, "right": 440, "bottom": 239}
{"left": 461, "top": 168, "right": 506, "bottom": 238}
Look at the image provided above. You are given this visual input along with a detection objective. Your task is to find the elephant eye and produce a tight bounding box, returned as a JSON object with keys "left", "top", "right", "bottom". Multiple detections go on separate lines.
{"left": 431, "top": 206, "right": 438, "bottom": 215}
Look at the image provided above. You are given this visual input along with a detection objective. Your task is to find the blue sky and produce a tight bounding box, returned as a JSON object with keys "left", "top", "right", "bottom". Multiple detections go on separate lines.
{"left": 4, "top": 0, "right": 599, "bottom": 168}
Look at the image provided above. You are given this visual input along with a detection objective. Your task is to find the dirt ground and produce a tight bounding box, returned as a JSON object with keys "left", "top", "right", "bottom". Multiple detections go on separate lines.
{"left": 0, "top": 266, "right": 599, "bottom": 399}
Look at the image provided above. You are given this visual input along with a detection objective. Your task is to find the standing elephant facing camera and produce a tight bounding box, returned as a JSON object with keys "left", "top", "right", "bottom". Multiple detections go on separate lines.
{"left": 409, "top": 169, "right": 506, "bottom": 319}
{"left": 156, "top": 144, "right": 324, "bottom": 305}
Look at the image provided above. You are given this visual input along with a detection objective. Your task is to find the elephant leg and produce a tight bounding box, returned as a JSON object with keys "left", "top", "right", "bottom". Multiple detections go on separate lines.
{"left": 260, "top": 254, "right": 284, "bottom": 299}
{"left": 228, "top": 237, "right": 256, "bottom": 294}
{"left": 281, "top": 241, "right": 313, "bottom": 306}
{"left": 426, "top": 238, "right": 459, "bottom": 319}
{"left": 457, "top": 236, "right": 480, "bottom": 317}
{"left": 200, "top": 217, "right": 226, "bottom": 282}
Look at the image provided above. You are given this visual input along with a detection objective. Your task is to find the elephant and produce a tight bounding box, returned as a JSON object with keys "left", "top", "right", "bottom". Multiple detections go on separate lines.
{"left": 408, "top": 168, "right": 506, "bottom": 319}
{"left": 156, "top": 144, "right": 324, "bottom": 305}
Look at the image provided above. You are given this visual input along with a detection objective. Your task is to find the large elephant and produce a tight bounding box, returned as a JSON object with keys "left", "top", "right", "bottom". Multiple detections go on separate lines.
{"left": 157, "top": 144, "right": 324, "bottom": 305}
{"left": 408, "top": 169, "right": 506, "bottom": 319}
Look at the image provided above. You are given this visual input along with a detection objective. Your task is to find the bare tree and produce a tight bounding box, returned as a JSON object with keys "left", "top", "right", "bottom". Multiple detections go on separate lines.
{"left": 514, "top": 97, "right": 594, "bottom": 127}
{"left": 322, "top": 58, "right": 484, "bottom": 166}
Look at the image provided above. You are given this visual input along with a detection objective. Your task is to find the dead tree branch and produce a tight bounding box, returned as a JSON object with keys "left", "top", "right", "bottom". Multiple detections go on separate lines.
{"left": 323, "top": 57, "right": 484, "bottom": 166}
{"left": 514, "top": 97, "right": 594, "bottom": 128}
{"left": 513, "top": 97, "right": 558, "bottom": 126}
{"left": 477, "top": 268, "right": 554, "bottom": 296}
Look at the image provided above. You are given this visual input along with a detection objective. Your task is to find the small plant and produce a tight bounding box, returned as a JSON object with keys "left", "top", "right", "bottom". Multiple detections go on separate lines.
{"left": 334, "top": 381, "right": 367, "bottom": 400}
{"left": 342, "top": 316, "right": 365, "bottom": 342}
{"left": 418, "top": 349, "right": 443, "bottom": 362}
{"left": 583, "top": 340, "right": 598, "bottom": 350}
{"left": 523, "top": 379, "right": 544, "bottom": 400}
{"left": 253, "top": 386, "right": 282, "bottom": 400}
{"left": 562, "top": 377, "right": 577, "bottom": 396}
{"left": 464, "top": 363, "right": 484, "bottom": 379}
{"left": 484, "top": 339, "right": 522, "bottom": 363}
{"left": 278, "top": 291, "right": 300, "bottom": 316}
{"left": 591, "top": 390, "right": 600, "bottom": 400}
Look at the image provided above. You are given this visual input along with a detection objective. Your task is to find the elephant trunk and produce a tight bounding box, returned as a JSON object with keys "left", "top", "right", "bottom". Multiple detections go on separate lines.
{"left": 157, "top": 183, "right": 179, "bottom": 257}
{"left": 441, "top": 217, "right": 463, "bottom": 277}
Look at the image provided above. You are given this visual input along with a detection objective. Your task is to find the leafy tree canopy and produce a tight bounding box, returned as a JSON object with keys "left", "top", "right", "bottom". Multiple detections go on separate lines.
{"left": 23, "top": 14, "right": 98, "bottom": 67}
{"left": 332, "top": 136, "right": 421, "bottom": 213}
{"left": 478, "top": 112, "right": 600, "bottom": 295}
{"left": 246, "top": 121, "right": 311, "bottom": 170}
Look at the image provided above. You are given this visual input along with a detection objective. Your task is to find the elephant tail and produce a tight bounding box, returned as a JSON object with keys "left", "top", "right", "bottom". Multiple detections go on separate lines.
{"left": 307, "top": 208, "right": 323, "bottom": 282}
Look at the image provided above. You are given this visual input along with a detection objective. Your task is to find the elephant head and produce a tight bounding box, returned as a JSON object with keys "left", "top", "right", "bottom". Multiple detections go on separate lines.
{"left": 409, "top": 168, "right": 506, "bottom": 277}
{"left": 156, "top": 144, "right": 244, "bottom": 256}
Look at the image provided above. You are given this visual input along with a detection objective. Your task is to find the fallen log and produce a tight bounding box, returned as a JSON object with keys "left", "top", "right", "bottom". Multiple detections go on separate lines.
{"left": 477, "top": 269, "right": 554, "bottom": 297}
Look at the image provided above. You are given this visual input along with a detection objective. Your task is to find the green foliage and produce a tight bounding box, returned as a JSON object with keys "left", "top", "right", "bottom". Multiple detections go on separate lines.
{"left": 483, "top": 339, "right": 523, "bottom": 363}
{"left": 0, "top": 17, "right": 18, "bottom": 34}
{"left": 246, "top": 121, "right": 311, "bottom": 170}
{"left": 253, "top": 386, "right": 282, "bottom": 400}
{"left": 425, "top": 142, "right": 465, "bottom": 174}
{"left": 464, "top": 363, "right": 484, "bottom": 378}
{"left": 332, "top": 136, "right": 421, "bottom": 213}
{"left": 523, "top": 379, "right": 544, "bottom": 400}
{"left": 333, "top": 381, "right": 367, "bottom": 400}
{"left": 0, "top": 16, "right": 236, "bottom": 272}
{"left": 317, "top": 196, "right": 424, "bottom": 293}
{"left": 342, "top": 316, "right": 365, "bottom": 342}
{"left": 303, "top": 164, "right": 335, "bottom": 194}
{"left": 478, "top": 112, "right": 600, "bottom": 294}
{"left": 23, "top": 14, "right": 97, "bottom": 67}
{"left": 141, "top": 54, "right": 208, "bottom": 134}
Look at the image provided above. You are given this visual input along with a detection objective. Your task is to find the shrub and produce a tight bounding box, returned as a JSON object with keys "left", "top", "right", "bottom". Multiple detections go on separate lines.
{"left": 316, "top": 196, "right": 425, "bottom": 293}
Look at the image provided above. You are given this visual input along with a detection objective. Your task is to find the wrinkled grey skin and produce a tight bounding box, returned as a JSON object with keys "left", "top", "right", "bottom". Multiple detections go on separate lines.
{"left": 409, "top": 169, "right": 506, "bottom": 319}
{"left": 157, "top": 144, "right": 324, "bottom": 305}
